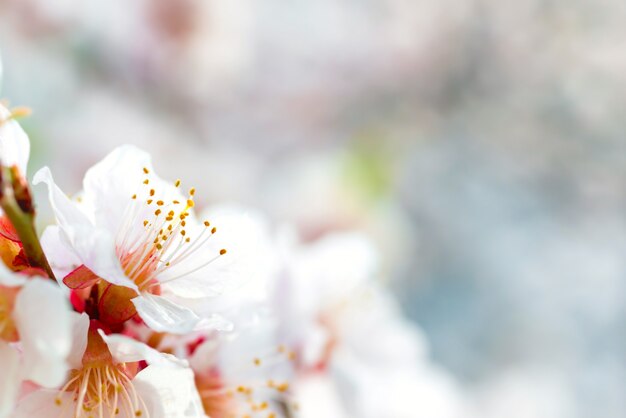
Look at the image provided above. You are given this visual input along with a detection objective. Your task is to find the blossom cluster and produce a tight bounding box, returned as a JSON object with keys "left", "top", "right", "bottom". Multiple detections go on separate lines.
{"left": 0, "top": 102, "right": 459, "bottom": 418}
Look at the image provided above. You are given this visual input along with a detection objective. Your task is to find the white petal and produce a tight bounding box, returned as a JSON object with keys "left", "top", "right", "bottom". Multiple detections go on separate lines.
{"left": 132, "top": 293, "right": 201, "bottom": 334}
{"left": 13, "top": 278, "right": 72, "bottom": 387}
{"left": 294, "top": 232, "right": 379, "bottom": 304}
{"left": 69, "top": 226, "right": 137, "bottom": 290}
{"left": 0, "top": 104, "right": 30, "bottom": 174}
{"left": 66, "top": 312, "right": 89, "bottom": 370}
{"left": 33, "top": 166, "right": 92, "bottom": 229}
{"left": 162, "top": 207, "right": 275, "bottom": 300}
{"left": 100, "top": 330, "right": 187, "bottom": 368}
{"left": 81, "top": 145, "right": 154, "bottom": 234}
{"left": 40, "top": 225, "right": 82, "bottom": 282}
{"left": 11, "top": 390, "right": 73, "bottom": 418}
{"left": 134, "top": 365, "right": 208, "bottom": 418}
{"left": 0, "top": 260, "right": 26, "bottom": 287}
{"left": 295, "top": 375, "right": 349, "bottom": 418}
{"left": 34, "top": 166, "right": 137, "bottom": 290}
{"left": 0, "top": 341, "right": 20, "bottom": 418}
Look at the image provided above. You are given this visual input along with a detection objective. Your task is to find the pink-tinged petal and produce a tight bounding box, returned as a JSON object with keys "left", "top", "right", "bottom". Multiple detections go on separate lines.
{"left": 0, "top": 341, "right": 20, "bottom": 418}
{"left": 62, "top": 264, "right": 100, "bottom": 290}
{"left": 188, "top": 338, "right": 220, "bottom": 373}
{"left": 14, "top": 279, "right": 72, "bottom": 388}
{"left": 134, "top": 365, "right": 208, "bottom": 418}
{"left": 97, "top": 283, "right": 138, "bottom": 325}
{"left": 0, "top": 103, "right": 30, "bottom": 175}
{"left": 132, "top": 293, "right": 202, "bottom": 334}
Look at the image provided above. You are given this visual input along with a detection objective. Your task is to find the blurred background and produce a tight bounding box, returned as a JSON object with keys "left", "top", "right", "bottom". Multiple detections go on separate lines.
{"left": 0, "top": 1, "right": 624, "bottom": 417}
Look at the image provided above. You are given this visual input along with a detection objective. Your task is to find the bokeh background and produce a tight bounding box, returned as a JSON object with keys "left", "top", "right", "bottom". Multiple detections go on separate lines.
{"left": 1, "top": 1, "right": 624, "bottom": 417}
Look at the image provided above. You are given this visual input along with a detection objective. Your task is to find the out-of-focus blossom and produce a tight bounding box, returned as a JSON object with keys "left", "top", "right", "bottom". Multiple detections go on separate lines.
{"left": 0, "top": 263, "right": 72, "bottom": 418}
{"left": 272, "top": 231, "right": 468, "bottom": 418}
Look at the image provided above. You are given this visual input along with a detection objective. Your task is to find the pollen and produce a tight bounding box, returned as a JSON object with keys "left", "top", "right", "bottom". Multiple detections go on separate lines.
{"left": 117, "top": 169, "right": 230, "bottom": 292}
{"left": 143, "top": 167, "right": 149, "bottom": 174}
{"left": 57, "top": 364, "right": 146, "bottom": 418}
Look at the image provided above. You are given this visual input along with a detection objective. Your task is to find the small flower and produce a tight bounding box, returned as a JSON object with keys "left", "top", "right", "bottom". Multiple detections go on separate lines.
{"left": 0, "top": 262, "right": 73, "bottom": 418}
{"left": 0, "top": 103, "right": 30, "bottom": 175}
{"left": 187, "top": 317, "right": 297, "bottom": 418}
{"left": 35, "top": 145, "right": 262, "bottom": 334}
{"left": 14, "top": 317, "right": 207, "bottom": 418}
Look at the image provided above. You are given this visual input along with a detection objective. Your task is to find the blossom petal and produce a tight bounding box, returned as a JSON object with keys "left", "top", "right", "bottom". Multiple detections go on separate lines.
{"left": 34, "top": 167, "right": 137, "bottom": 291}
{"left": 134, "top": 364, "right": 208, "bottom": 418}
{"left": 11, "top": 390, "right": 74, "bottom": 418}
{"left": 0, "top": 260, "right": 27, "bottom": 287}
{"left": 161, "top": 207, "right": 275, "bottom": 300}
{"left": 132, "top": 293, "right": 202, "bottom": 334}
{"left": 66, "top": 312, "right": 90, "bottom": 369}
{"left": 100, "top": 330, "right": 187, "bottom": 367}
{"left": 40, "top": 225, "right": 82, "bottom": 282}
{"left": 14, "top": 278, "right": 72, "bottom": 387}
{"left": 81, "top": 145, "right": 154, "bottom": 234}
{"left": 0, "top": 341, "right": 20, "bottom": 418}
{"left": 33, "top": 166, "right": 92, "bottom": 229}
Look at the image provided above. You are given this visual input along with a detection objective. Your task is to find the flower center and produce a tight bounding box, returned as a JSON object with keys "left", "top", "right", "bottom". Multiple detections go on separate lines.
{"left": 55, "top": 363, "right": 147, "bottom": 418}
{"left": 115, "top": 168, "right": 226, "bottom": 291}
{"left": 195, "top": 346, "right": 297, "bottom": 418}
